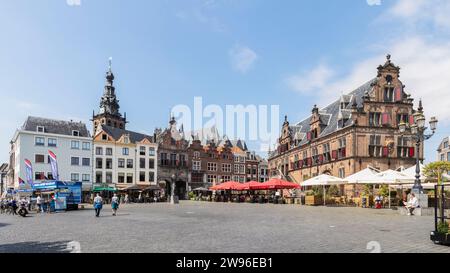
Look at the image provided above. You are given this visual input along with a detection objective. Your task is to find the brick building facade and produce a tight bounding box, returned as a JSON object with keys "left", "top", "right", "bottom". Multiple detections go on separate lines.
{"left": 188, "top": 138, "right": 234, "bottom": 189}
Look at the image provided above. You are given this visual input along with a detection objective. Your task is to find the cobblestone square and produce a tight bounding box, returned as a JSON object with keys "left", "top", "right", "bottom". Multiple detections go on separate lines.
{"left": 1, "top": 201, "right": 449, "bottom": 253}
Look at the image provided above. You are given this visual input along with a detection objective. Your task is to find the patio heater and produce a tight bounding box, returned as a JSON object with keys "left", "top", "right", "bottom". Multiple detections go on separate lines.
{"left": 399, "top": 100, "right": 438, "bottom": 194}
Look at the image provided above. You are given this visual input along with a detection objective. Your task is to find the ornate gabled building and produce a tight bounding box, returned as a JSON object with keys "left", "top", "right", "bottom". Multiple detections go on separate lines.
{"left": 269, "top": 56, "right": 422, "bottom": 188}
{"left": 92, "top": 60, "right": 127, "bottom": 134}
{"left": 154, "top": 117, "right": 190, "bottom": 199}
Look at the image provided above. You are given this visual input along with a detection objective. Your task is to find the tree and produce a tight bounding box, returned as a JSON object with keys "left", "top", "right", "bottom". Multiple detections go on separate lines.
{"left": 423, "top": 161, "right": 450, "bottom": 185}
{"left": 327, "top": 185, "right": 340, "bottom": 197}
{"left": 379, "top": 185, "right": 389, "bottom": 198}
{"left": 424, "top": 161, "right": 450, "bottom": 230}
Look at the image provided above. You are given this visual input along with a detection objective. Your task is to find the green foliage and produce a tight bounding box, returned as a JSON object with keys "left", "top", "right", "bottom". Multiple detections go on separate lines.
{"left": 311, "top": 186, "right": 323, "bottom": 198}
{"left": 424, "top": 162, "right": 450, "bottom": 185}
{"left": 379, "top": 185, "right": 390, "bottom": 198}
{"left": 362, "top": 184, "right": 372, "bottom": 196}
{"left": 437, "top": 221, "right": 449, "bottom": 234}
{"left": 188, "top": 191, "right": 195, "bottom": 200}
{"left": 327, "top": 185, "right": 340, "bottom": 197}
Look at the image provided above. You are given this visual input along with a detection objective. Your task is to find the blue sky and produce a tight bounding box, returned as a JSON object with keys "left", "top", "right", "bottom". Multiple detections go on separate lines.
{"left": 1, "top": 0, "right": 450, "bottom": 163}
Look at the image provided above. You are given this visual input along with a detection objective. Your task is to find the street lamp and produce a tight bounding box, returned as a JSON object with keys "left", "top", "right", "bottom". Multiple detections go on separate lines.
{"left": 399, "top": 100, "right": 438, "bottom": 194}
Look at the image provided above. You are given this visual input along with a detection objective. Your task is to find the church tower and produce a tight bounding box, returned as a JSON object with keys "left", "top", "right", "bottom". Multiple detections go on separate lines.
{"left": 92, "top": 58, "right": 127, "bottom": 133}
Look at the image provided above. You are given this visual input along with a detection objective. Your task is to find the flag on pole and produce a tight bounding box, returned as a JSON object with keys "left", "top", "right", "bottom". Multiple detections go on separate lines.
{"left": 48, "top": 150, "right": 59, "bottom": 181}
{"left": 19, "top": 177, "right": 25, "bottom": 185}
{"left": 24, "top": 159, "right": 34, "bottom": 187}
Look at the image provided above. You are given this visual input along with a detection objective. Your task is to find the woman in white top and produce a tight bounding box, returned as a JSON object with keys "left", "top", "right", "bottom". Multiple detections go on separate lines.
{"left": 94, "top": 193, "right": 103, "bottom": 217}
{"left": 111, "top": 194, "right": 119, "bottom": 216}
{"left": 404, "top": 193, "right": 419, "bottom": 216}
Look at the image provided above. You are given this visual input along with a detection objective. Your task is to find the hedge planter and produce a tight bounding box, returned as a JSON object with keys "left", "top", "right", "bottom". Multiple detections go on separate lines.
{"left": 305, "top": 196, "right": 322, "bottom": 206}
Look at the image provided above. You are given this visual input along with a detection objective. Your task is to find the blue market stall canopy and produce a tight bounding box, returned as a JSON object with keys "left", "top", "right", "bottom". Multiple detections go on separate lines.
{"left": 33, "top": 181, "right": 81, "bottom": 190}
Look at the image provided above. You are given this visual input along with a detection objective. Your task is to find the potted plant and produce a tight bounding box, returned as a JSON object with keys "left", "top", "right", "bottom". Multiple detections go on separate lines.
{"left": 432, "top": 221, "right": 450, "bottom": 244}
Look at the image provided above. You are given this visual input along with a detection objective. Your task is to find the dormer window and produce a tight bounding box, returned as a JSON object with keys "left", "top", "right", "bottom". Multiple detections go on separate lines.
{"left": 340, "top": 102, "right": 349, "bottom": 109}
{"left": 37, "top": 126, "right": 45, "bottom": 133}
{"left": 72, "top": 130, "right": 80, "bottom": 137}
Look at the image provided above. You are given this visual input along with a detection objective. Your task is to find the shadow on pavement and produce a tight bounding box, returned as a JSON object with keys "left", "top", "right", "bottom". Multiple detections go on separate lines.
{"left": 0, "top": 241, "right": 72, "bottom": 253}
{"left": 0, "top": 223, "right": 10, "bottom": 228}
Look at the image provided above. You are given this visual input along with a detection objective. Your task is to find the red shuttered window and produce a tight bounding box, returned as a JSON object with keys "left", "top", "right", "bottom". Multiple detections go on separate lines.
{"left": 382, "top": 113, "right": 391, "bottom": 126}
{"left": 395, "top": 87, "right": 403, "bottom": 102}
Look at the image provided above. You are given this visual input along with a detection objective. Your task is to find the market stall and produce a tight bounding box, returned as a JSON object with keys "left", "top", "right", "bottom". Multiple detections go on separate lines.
{"left": 33, "top": 181, "right": 82, "bottom": 211}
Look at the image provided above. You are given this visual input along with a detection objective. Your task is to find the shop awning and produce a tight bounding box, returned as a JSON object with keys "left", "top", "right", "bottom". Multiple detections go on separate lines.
{"left": 192, "top": 187, "right": 211, "bottom": 192}
{"left": 143, "top": 185, "right": 162, "bottom": 191}
{"left": 92, "top": 186, "right": 117, "bottom": 192}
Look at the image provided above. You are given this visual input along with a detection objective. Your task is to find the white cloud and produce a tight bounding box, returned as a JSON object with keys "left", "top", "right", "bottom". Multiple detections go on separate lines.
{"left": 285, "top": 64, "right": 335, "bottom": 95}
{"left": 286, "top": 0, "right": 450, "bottom": 126}
{"left": 388, "top": 0, "right": 450, "bottom": 29}
{"left": 366, "top": 0, "right": 382, "bottom": 6}
{"left": 229, "top": 45, "right": 258, "bottom": 74}
{"left": 175, "top": 0, "right": 228, "bottom": 33}
{"left": 287, "top": 37, "right": 450, "bottom": 125}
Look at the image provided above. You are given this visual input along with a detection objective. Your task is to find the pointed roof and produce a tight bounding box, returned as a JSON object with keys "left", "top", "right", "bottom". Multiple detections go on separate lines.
{"left": 185, "top": 126, "right": 221, "bottom": 145}
{"left": 96, "top": 58, "right": 123, "bottom": 120}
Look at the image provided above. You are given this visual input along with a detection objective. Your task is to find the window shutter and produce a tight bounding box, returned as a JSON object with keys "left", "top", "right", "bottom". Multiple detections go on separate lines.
{"left": 382, "top": 147, "right": 389, "bottom": 157}
{"left": 319, "top": 154, "right": 324, "bottom": 164}
{"left": 382, "top": 113, "right": 391, "bottom": 126}
{"left": 409, "top": 115, "right": 414, "bottom": 125}
{"left": 307, "top": 132, "right": 312, "bottom": 141}
{"left": 341, "top": 148, "right": 346, "bottom": 158}
{"left": 332, "top": 150, "right": 338, "bottom": 159}
{"left": 395, "top": 87, "right": 402, "bottom": 101}
{"left": 409, "top": 147, "right": 415, "bottom": 158}
{"left": 299, "top": 160, "right": 304, "bottom": 168}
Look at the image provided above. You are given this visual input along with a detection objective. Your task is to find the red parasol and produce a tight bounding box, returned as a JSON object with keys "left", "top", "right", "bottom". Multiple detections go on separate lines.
{"left": 210, "top": 181, "right": 243, "bottom": 191}
{"left": 236, "top": 181, "right": 263, "bottom": 191}
{"left": 252, "top": 178, "right": 301, "bottom": 190}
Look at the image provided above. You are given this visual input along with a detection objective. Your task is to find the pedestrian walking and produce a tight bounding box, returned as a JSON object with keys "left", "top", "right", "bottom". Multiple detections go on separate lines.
{"left": 11, "top": 198, "right": 18, "bottom": 215}
{"left": 93, "top": 193, "right": 103, "bottom": 217}
{"left": 124, "top": 194, "right": 129, "bottom": 204}
{"left": 111, "top": 193, "right": 119, "bottom": 216}
{"left": 36, "top": 195, "right": 42, "bottom": 213}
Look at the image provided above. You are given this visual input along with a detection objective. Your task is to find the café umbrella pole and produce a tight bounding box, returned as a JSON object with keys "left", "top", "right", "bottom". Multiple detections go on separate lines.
{"left": 323, "top": 185, "right": 326, "bottom": 206}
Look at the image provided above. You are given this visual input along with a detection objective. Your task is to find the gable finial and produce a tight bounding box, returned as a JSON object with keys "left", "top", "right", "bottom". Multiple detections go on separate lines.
{"left": 386, "top": 54, "right": 391, "bottom": 63}
{"left": 108, "top": 57, "right": 112, "bottom": 72}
